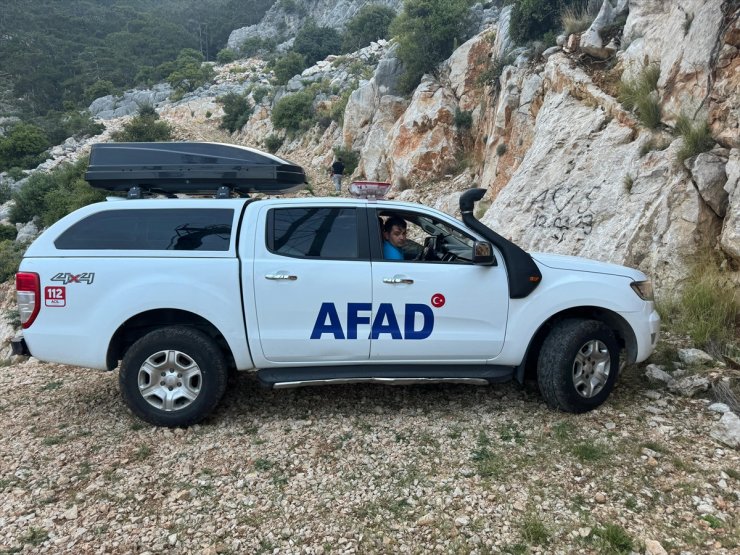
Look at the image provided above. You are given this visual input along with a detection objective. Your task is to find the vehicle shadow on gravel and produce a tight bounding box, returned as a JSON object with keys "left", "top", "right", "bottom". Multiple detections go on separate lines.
{"left": 213, "top": 372, "right": 547, "bottom": 424}
{"left": 208, "top": 362, "right": 652, "bottom": 424}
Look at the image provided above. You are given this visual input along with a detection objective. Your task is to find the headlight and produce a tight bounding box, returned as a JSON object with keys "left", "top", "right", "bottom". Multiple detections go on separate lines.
{"left": 630, "top": 280, "right": 654, "bottom": 301}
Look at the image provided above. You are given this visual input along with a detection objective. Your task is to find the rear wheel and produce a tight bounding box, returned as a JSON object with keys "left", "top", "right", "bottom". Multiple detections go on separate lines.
{"left": 537, "top": 319, "right": 619, "bottom": 413}
{"left": 119, "top": 326, "right": 228, "bottom": 427}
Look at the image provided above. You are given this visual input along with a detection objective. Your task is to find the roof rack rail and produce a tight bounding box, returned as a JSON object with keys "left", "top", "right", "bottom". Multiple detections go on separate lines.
{"left": 85, "top": 142, "right": 307, "bottom": 197}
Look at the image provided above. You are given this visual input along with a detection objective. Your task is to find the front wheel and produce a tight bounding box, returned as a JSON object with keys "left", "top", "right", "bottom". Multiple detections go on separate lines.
{"left": 537, "top": 319, "right": 620, "bottom": 413}
{"left": 119, "top": 326, "right": 228, "bottom": 427}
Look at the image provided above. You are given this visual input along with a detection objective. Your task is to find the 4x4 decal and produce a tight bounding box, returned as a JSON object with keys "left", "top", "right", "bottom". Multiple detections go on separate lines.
{"left": 51, "top": 272, "right": 95, "bottom": 285}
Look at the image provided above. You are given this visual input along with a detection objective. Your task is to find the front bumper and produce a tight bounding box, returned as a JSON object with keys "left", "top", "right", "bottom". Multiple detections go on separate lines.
{"left": 11, "top": 336, "right": 30, "bottom": 357}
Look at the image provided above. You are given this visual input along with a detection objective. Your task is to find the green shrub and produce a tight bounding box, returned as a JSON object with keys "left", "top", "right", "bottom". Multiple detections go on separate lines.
{"left": 6, "top": 167, "right": 26, "bottom": 181}
{"left": 238, "top": 37, "right": 278, "bottom": 57}
{"left": 477, "top": 49, "right": 517, "bottom": 87}
{"left": 0, "top": 224, "right": 17, "bottom": 241}
{"left": 658, "top": 254, "right": 739, "bottom": 352}
{"left": 598, "top": 14, "right": 628, "bottom": 41}
{"left": 595, "top": 523, "right": 634, "bottom": 554}
{"left": 279, "top": 0, "right": 305, "bottom": 15}
{"left": 0, "top": 181, "right": 11, "bottom": 204}
{"left": 43, "top": 110, "right": 105, "bottom": 144}
{"left": 251, "top": 86, "right": 270, "bottom": 104}
{"left": 0, "top": 239, "right": 25, "bottom": 282}
{"left": 391, "top": 0, "right": 475, "bottom": 93}
{"left": 218, "top": 92, "right": 252, "bottom": 133}
{"left": 618, "top": 64, "right": 661, "bottom": 129}
{"left": 264, "top": 134, "right": 284, "bottom": 153}
{"left": 111, "top": 105, "right": 172, "bottom": 142}
{"left": 272, "top": 51, "right": 307, "bottom": 85}
{"left": 332, "top": 147, "right": 360, "bottom": 176}
{"left": 293, "top": 22, "right": 342, "bottom": 66}
{"left": 83, "top": 79, "right": 116, "bottom": 103}
{"left": 560, "top": 2, "right": 596, "bottom": 35}
{"left": 454, "top": 108, "right": 473, "bottom": 130}
{"left": 10, "top": 157, "right": 105, "bottom": 228}
{"left": 509, "top": 0, "right": 584, "bottom": 44}
{"left": 330, "top": 88, "right": 353, "bottom": 124}
{"left": 674, "top": 114, "right": 715, "bottom": 165}
{"left": 271, "top": 90, "right": 315, "bottom": 131}
{"left": 510, "top": 0, "right": 559, "bottom": 44}
{"left": 164, "top": 49, "right": 215, "bottom": 95}
{"left": 216, "top": 48, "right": 237, "bottom": 64}
{"left": 9, "top": 171, "right": 57, "bottom": 224}
{"left": 0, "top": 122, "right": 50, "bottom": 172}
{"left": 341, "top": 5, "right": 397, "bottom": 53}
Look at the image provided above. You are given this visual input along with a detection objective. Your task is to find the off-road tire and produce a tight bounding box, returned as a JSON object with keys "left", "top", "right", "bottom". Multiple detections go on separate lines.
{"left": 537, "top": 319, "right": 620, "bottom": 413}
{"left": 119, "top": 326, "right": 228, "bottom": 427}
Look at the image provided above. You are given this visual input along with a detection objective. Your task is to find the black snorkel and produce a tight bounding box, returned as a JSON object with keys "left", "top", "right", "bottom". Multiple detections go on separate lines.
{"left": 460, "top": 188, "right": 542, "bottom": 299}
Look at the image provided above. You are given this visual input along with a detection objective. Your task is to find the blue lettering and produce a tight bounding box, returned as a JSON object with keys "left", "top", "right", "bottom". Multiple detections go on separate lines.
{"left": 310, "top": 303, "right": 345, "bottom": 339}
{"left": 370, "top": 303, "right": 402, "bottom": 339}
{"left": 310, "top": 302, "right": 434, "bottom": 340}
{"left": 404, "top": 304, "right": 434, "bottom": 340}
{"left": 347, "top": 303, "right": 372, "bottom": 339}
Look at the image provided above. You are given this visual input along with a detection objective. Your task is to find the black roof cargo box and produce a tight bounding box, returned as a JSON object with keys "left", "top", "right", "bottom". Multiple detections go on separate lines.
{"left": 85, "top": 142, "right": 307, "bottom": 195}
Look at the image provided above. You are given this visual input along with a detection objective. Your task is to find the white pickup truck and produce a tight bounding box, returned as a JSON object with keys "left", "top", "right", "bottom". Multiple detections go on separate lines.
{"left": 12, "top": 142, "right": 660, "bottom": 427}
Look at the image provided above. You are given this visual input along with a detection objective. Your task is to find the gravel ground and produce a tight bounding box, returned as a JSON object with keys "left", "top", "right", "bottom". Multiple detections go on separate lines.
{"left": 0, "top": 359, "right": 738, "bottom": 555}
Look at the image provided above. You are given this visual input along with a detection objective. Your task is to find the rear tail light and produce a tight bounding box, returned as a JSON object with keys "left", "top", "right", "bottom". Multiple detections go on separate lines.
{"left": 16, "top": 272, "right": 40, "bottom": 329}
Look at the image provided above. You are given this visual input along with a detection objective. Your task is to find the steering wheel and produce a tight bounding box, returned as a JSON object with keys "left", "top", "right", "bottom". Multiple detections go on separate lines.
{"left": 416, "top": 235, "right": 438, "bottom": 261}
{"left": 442, "top": 252, "right": 458, "bottom": 262}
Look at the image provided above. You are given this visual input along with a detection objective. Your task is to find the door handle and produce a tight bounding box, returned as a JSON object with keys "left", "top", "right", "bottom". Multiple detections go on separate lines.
{"left": 383, "top": 276, "right": 414, "bottom": 284}
{"left": 265, "top": 272, "right": 298, "bottom": 281}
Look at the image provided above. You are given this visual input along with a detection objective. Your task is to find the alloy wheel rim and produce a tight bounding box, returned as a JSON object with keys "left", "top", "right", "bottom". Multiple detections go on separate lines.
{"left": 137, "top": 350, "right": 202, "bottom": 411}
{"left": 572, "top": 339, "right": 611, "bottom": 398}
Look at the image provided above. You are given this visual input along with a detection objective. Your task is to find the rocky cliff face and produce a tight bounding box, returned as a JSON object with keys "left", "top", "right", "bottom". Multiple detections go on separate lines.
{"left": 227, "top": 0, "right": 404, "bottom": 50}
{"left": 330, "top": 0, "right": 740, "bottom": 294}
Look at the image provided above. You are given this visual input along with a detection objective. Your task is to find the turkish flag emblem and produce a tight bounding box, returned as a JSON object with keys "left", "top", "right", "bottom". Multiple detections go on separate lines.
{"left": 431, "top": 293, "right": 446, "bottom": 308}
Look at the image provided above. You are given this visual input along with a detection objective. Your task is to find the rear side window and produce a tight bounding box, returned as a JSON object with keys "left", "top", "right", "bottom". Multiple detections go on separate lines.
{"left": 268, "top": 207, "right": 358, "bottom": 259}
{"left": 55, "top": 209, "right": 233, "bottom": 251}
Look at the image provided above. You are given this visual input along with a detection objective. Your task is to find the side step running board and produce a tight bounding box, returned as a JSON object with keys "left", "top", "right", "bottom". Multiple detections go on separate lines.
{"left": 257, "top": 365, "right": 515, "bottom": 389}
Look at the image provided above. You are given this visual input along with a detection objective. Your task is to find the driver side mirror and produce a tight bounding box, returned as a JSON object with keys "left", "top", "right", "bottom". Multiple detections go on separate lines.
{"left": 473, "top": 241, "right": 496, "bottom": 266}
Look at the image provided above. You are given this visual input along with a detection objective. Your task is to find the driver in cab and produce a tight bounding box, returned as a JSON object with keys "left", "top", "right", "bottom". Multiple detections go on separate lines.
{"left": 382, "top": 215, "right": 407, "bottom": 260}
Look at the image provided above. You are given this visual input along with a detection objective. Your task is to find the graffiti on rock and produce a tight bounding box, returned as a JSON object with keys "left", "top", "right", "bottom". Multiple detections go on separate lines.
{"left": 529, "top": 184, "right": 599, "bottom": 243}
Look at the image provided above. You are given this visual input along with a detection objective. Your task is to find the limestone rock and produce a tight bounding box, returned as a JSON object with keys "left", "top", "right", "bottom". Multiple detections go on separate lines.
{"left": 687, "top": 152, "right": 728, "bottom": 216}
{"left": 343, "top": 44, "right": 404, "bottom": 151}
{"left": 373, "top": 46, "right": 404, "bottom": 97}
{"left": 227, "top": 0, "right": 403, "bottom": 51}
{"left": 386, "top": 76, "right": 459, "bottom": 187}
{"left": 344, "top": 80, "right": 378, "bottom": 149}
{"left": 0, "top": 200, "right": 13, "bottom": 223}
{"left": 644, "top": 539, "right": 668, "bottom": 555}
{"left": 446, "top": 32, "right": 495, "bottom": 111}
{"left": 710, "top": 40, "right": 740, "bottom": 148}
{"left": 622, "top": 0, "right": 726, "bottom": 127}
{"left": 720, "top": 149, "right": 740, "bottom": 262}
{"left": 645, "top": 365, "right": 673, "bottom": 386}
{"left": 580, "top": 0, "right": 627, "bottom": 59}
{"left": 708, "top": 403, "right": 731, "bottom": 414}
{"left": 89, "top": 84, "right": 172, "bottom": 119}
{"left": 482, "top": 80, "right": 720, "bottom": 295}
{"left": 710, "top": 412, "right": 740, "bottom": 449}
{"left": 433, "top": 192, "right": 464, "bottom": 219}
{"left": 677, "top": 348, "right": 714, "bottom": 366}
{"left": 15, "top": 220, "right": 39, "bottom": 244}
{"left": 358, "top": 96, "right": 408, "bottom": 181}
{"left": 667, "top": 376, "right": 710, "bottom": 397}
